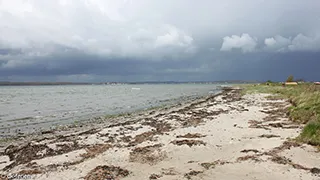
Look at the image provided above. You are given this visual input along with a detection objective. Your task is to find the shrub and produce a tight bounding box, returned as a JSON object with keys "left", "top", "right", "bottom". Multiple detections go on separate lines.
{"left": 286, "top": 75, "right": 294, "bottom": 82}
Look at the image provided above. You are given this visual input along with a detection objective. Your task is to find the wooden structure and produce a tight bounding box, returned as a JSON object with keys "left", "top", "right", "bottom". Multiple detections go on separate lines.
{"left": 285, "top": 82, "right": 298, "bottom": 86}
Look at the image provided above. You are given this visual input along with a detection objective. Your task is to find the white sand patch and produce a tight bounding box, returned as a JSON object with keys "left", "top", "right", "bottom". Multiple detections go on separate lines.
{"left": 280, "top": 145, "right": 320, "bottom": 168}
{"left": 0, "top": 156, "right": 11, "bottom": 170}
{"left": 33, "top": 149, "right": 87, "bottom": 167}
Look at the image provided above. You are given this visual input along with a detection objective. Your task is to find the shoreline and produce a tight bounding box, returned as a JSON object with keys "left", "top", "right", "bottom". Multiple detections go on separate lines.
{"left": 1, "top": 87, "right": 319, "bottom": 179}
{"left": 0, "top": 86, "right": 223, "bottom": 140}
{"left": 0, "top": 88, "right": 225, "bottom": 146}
{"left": 0, "top": 84, "right": 222, "bottom": 139}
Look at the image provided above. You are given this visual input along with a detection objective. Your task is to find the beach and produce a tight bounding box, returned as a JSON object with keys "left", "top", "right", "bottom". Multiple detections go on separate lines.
{"left": 0, "top": 87, "right": 319, "bottom": 180}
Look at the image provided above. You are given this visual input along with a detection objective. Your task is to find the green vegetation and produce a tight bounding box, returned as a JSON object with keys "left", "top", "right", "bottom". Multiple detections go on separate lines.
{"left": 299, "top": 122, "right": 320, "bottom": 146}
{"left": 286, "top": 75, "right": 294, "bottom": 82}
{"left": 242, "top": 83, "right": 320, "bottom": 146}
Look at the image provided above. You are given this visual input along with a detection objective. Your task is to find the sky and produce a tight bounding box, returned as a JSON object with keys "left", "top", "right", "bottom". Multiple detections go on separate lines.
{"left": 0, "top": 0, "right": 319, "bottom": 82}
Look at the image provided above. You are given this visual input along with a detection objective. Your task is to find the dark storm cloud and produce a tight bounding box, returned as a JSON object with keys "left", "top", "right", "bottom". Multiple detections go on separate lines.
{"left": 208, "top": 52, "right": 320, "bottom": 81}
{"left": 2, "top": 49, "right": 319, "bottom": 82}
{"left": 0, "top": 0, "right": 320, "bottom": 82}
{"left": 0, "top": 50, "right": 208, "bottom": 78}
{"left": 0, "top": 48, "right": 22, "bottom": 55}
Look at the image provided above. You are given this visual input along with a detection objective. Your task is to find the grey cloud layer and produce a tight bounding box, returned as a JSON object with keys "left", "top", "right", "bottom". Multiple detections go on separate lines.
{"left": 265, "top": 34, "right": 320, "bottom": 52}
{"left": 220, "top": 33, "right": 320, "bottom": 53}
{"left": 0, "top": 0, "right": 320, "bottom": 81}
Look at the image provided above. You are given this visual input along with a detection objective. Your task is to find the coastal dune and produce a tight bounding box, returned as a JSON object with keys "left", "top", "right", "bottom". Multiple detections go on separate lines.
{"left": 0, "top": 88, "right": 319, "bottom": 180}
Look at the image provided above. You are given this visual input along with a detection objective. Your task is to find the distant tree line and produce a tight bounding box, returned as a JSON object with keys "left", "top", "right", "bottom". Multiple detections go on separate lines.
{"left": 286, "top": 75, "right": 305, "bottom": 82}
{"left": 264, "top": 75, "right": 305, "bottom": 85}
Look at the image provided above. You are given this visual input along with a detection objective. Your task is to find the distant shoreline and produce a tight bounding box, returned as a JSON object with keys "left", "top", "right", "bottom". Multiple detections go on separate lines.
{"left": 0, "top": 81, "right": 257, "bottom": 86}
{"left": 0, "top": 82, "right": 93, "bottom": 86}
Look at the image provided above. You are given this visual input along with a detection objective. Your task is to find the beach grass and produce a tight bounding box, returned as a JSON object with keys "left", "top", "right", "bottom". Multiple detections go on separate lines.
{"left": 242, "top": 83, "right": 320, "bottom": 146}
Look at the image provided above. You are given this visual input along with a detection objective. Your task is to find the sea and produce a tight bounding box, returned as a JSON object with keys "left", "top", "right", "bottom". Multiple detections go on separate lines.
{"left": 0, "top": 84, "right": 224, "bottom": 136}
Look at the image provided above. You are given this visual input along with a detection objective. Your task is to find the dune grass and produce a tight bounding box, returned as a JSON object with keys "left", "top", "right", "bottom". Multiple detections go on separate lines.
{"left": 299, "top": 121, "right": 320, "bottom": 146}
{"left": 242, "top": 83, "right": 320, "bottom": 146}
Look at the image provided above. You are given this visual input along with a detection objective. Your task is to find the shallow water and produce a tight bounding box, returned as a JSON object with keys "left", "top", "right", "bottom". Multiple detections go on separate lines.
{"left": 0, "top": 84, "right": 222, "bottom": 136}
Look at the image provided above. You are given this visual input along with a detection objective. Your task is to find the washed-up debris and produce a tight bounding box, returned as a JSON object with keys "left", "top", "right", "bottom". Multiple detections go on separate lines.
{"left": 184, "top": 170, "right": 203, "bottom": 180}
{"left": 258, "top": 134, "right": 280, "bottom": 138}
{"left": 18, "top": 169, "right": 42, "bottom": 175}
{"left": 268, "top": 123, "right": 283, "bottom": 128}
{"left": 161, "top": 167, "right": 179, "bottom": 175}
{"left": 269, "top": 155, "right": 291, "bottom": 165}
{"left": 41, "top": 130, "right": 54, "bottom": 135}
{"left": 240, "top": 149, "right": 260, "bottom": 153}
{"left": 200, "top": 162, "right": 216, "bottom": 169}
{"left": 200, "top": 160, "right": 229, "bottom": 170}
{"left": 78, "top": 129, "right": 100, "bottom": 136}
{"left": 291, "top": 163, "right": 310, "bottom": 171}
{"left": 129, "top": 144, "right": 167, "bottom": 165}
{"left": 181, "top": 117, "right": 204, "bottom": 127}
{"left": 170, "top": 140, "right": 206, "bottom": 147}
{"left": 248, "top": 120, "right": 271, "bottom": 130}
{"left": 142, "top": 118, "right": 173, "bottom": 133}
{"left": 149, "top": 173, "right": 162, "bottom": 179}
{"left": 310, "top": 167, "right": 320, "bottom": 174}
{"left": 176, "top": 133, "right": 206, "bottom": 138}
{"left": 4, "top": 144, "right": 55, "bottom": 169}
{"left": 269, "top": 141, "right": 301, "bottom": 154}
{"left": 3, "top": 141, "right": 82, "bottom": 170}
{"left": 120, "top": 135, "right": 132, "bottom": 143}
{"left": 237, "top": 155, "right": 261, "bottom": 162}
{"left": 81, "top": 144, "right": 112, "bottom": 159}
{"left": 128, "top": 131, "right": 157, "bottom": 146}
{"left": 84, "top": 165, "right": 130, "bottom": 180}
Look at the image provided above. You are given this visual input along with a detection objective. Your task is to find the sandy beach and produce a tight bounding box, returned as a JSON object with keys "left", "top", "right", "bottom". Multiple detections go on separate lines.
{"left": 0, "top": 88, "right": 319, "bottom": 180}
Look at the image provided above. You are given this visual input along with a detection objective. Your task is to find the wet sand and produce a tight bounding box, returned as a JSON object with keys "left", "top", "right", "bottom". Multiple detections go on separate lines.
{"left": 0, "top": 88, "right": 319, "bottom": 180}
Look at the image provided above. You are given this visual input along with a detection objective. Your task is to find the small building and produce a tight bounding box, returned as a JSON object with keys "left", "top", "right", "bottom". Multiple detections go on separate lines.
{"left": 285, "top": 82, "right": 298, "bottom": 86}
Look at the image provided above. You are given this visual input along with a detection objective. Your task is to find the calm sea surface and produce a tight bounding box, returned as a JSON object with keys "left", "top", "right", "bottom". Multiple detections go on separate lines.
{"left": 0, "top": 84, "right": 222, "bottom": 136}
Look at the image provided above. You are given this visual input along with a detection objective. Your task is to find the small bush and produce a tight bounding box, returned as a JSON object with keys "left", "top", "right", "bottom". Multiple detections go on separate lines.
{"left": 286, "top": 75, "right": 294, "bottom": 82}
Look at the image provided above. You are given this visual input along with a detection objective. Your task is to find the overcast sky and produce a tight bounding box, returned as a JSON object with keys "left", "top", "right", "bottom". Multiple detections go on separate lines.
{"left": 0, "top": 0, "right": 319, "bottom": 82}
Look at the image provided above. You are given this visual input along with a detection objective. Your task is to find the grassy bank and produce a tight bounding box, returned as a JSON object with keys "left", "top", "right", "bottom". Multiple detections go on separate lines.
{"left": 242, "top": 83, "right": 320, "bottom": 146}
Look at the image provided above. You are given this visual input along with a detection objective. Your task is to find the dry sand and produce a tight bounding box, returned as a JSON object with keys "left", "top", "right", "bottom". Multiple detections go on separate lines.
{"left": 0, "top": 88, "right": 319, "bottom": 180}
